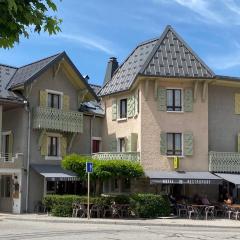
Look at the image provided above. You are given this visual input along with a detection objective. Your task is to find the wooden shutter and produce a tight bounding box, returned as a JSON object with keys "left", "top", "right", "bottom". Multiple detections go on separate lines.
{"left": 235, "top": 94, "right": 240, "bottom": 114}
{"left": 184, "top": 132, "right": 193, "bottom": 156}
{"left": 108, "top": 137, "right": 117, "bottom": 152}
{"left": 127, "top": 95, "right": 135, "bottom": 118}
{"left": 39, "top": 90, "right": 47, "bottom": 107}
{"left": 40, "top": 134, "right": 48, "bottom": 156}
{"left": 62, "top": 95, "right": 70, "bottom": 111}
{"left": 127, "top": 133, "right": 138, "bottom": 152}
{"left": 8, "top": 131, "right": 13, "bottom": 160}
{"left": 135, "top": 90, "right": 139, "bottom": 115}
{"left": 238, "top": 133, "right": 240, "bottom": 153}
{"left": 158, "top": 88, "right": 166, "bottom": 111}
{"left": 160, "top": 132, "right": 167, "bottom": 155}
{"left": 60, "top": 136, "right": 67, "bottom": 157}
{"left": 112, "top": 99, "right": 117, "bottom": 121}
{"left": 184, "top": 89, "right": 193, "bottom": 112}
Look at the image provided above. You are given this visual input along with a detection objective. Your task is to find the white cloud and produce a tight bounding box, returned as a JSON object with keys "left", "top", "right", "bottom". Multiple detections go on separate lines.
{"left": 55, "top": 33, "right": 114, "bottom": 55}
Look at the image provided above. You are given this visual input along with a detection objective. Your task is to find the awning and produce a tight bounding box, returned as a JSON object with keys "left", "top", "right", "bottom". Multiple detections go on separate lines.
{"left": 145, "top": 171, "right": 222, "bottom": 185}
{"left": 31, "top": 164, "right": 79, "bottom": 181}
{"left": 215, "top": 173, "right": 240, "bottom": 187}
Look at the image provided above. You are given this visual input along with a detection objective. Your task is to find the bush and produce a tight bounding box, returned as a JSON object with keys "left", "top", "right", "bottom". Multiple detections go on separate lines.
{"left": 130, "top": 193, "right": 171, "bottom": 218}
{"left": 43, "top": 193, "right": 170, "bottom": 218}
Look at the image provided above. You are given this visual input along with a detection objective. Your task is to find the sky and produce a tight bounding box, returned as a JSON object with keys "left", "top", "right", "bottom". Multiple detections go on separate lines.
{"left": 1, "top": 0, "right": 240, "bottom": 86}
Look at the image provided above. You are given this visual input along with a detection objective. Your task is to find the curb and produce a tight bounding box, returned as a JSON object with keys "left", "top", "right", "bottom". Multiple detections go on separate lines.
{"left": 3, "top": 216, "right": 240, "bottom": 229}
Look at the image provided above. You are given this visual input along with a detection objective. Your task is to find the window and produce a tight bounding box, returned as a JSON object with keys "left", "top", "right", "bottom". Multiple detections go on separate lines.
{"left": 48, "top": 93, "right": 61, "bottom": 109}
{"left": 48, "top": 136, "right": 59, "bottom": 156}
{"left": 2, "top": 134, "right": 10, "bottom": 161}
{"left": 119, "top": 138, "right": 126, "bottom": 152}
{"left": 167, "top": 133, "right": 182, "bottom": 156}
{"left": 167, "top": 89, "right": 182, "bottom": 111}
{"left": 119, "top": 99, "right": 127, "bottom": 118}
{"left": 1, "top": 175, "right": 11, "bottom": 198}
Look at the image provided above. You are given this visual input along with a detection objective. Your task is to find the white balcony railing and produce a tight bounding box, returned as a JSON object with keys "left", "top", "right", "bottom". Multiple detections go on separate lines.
{"left": 0, "top": 153, "right": 24, "bottom": 168}
{"left": 92, "top": 152, "right": 140, "bottom": 161}
{"left": 209, "top": 151, "right": 240, "bottom": 173}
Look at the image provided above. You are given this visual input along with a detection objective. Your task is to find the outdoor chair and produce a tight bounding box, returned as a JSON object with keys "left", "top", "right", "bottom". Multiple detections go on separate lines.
{"left": 224, "top": 205, "right": 235, "bottom": 219}
{"left": 90, "top": 205, "right": 103, "bottom": 218}
{"left": 214, "top": 205, "right": 225, "bottom": 218}
{"left": 103, "top": 205, "right": 113, "bottom": 218}
{"left": 72, "top": 203, "right": 78, "bottom": 217}
{"left": 205, "top": 206, "right": 215, "bottom": 220}
{"left": 176, "top": 204, "right": 188, "bottom": 217}
{"left": 187, "top": 206, "right": 198, "bottom": 219}
{"left": 76, "top": 204, "right": 87, "bottom": 218}
{"left": 120, "top": 205, "right": 130, "bottom": 218}
{"left": 231, "top": 209, "right": 240, "bottom": 220}
{"left": 111, "top": 204, "right": 121, "bottom": 218}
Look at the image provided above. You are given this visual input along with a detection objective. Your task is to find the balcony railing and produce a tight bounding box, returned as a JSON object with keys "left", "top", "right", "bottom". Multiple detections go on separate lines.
{"left": 92, "top": 152, "right": 140, "bottom": 161}
{"left": 209, "top": 151, "right": 240, "bottom": 173}
{"left": 32, "top": 107, "right": 83, "bottom": 133}
{"left": 0, "top": 153, "right": 24, "bottom": 169}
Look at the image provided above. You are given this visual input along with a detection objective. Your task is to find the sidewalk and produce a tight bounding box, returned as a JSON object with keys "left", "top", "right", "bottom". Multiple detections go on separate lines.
{"left": 2, "top": 213, "right": 240, "bottom": 228}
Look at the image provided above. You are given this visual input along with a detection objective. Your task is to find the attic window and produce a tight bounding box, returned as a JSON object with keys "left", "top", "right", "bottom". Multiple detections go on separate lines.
{"left": 175, "top": 51, "right": 180, "bottom": 54}
{"left": 170, "top": 43, "right": 174, "bottom": 46}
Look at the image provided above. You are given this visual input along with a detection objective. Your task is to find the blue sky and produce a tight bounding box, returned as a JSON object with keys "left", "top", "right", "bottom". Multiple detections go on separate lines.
{"left": 1, "top": 0, "right": 240, "bottom": 85}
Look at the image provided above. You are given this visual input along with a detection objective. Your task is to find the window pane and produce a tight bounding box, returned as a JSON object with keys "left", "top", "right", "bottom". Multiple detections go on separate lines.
{"left": 167, "top": 90, "right": 173, "bottom": 107}
{"left": 120, "top": 99, "right": 127, "bottom": 118}
{"left": 48, "top": 94, "right": 52, "bottom": 108}
{"left": 175, "top": 90, "right": 181, "bottom": 107}
{"left": 167, "top": 133, "right": 173, "bottom": 154}
{"left": 175, "top": 134, "right": 182, "bottom": 150}
{"left": 53, "top": 95, "right": 60, "bottom": 109}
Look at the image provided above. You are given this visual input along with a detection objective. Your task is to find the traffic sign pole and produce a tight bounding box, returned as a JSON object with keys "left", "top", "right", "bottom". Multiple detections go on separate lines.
{"left": 87, "top": 171, "right": 90, "bottom": 219}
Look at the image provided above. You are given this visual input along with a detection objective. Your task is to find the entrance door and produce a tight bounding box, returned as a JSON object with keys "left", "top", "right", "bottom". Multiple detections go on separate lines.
{"left": 92, "top": 140, "right": 100, "bottom": 153}
{"left": 0, "top": 175, "right": 13, "bottom": 212}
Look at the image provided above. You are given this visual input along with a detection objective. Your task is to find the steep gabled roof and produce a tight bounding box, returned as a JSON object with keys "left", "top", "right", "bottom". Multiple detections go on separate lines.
{"left": 99, "top": 25, "right": 215, "bottom": 97}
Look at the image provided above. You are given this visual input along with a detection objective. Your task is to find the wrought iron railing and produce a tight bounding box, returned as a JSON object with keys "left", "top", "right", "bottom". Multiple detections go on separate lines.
{"left": 92, "top": 152, "right": 140, "bottom": 161}
{"left": 0, "top": 153, "right": 24, "bottom": 168}
{"left": 209, "top": 151, "right": 240, "bottom": 173}
{"left": 32, "top": 107, "right": 83, "bottom": 133}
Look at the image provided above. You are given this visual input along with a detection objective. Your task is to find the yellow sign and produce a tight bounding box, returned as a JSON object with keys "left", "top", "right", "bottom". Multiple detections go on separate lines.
{"left": 173, "top": 157, "right": 179, "bottom": 169}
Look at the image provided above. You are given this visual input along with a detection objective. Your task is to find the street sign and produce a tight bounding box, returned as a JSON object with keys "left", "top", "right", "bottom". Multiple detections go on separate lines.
{"left": 86, "top": 162, "right": 93, "bottom": 173}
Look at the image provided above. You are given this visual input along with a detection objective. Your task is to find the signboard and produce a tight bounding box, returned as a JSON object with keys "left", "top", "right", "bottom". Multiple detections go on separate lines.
{"left": 86, "top": 162, "right": 93, "bottom": 173}
{"left": 173, "top": 157, "right": 179, "bottom": 169}
{"left": 150, "top": 179, "right": 221, "bottom": 185}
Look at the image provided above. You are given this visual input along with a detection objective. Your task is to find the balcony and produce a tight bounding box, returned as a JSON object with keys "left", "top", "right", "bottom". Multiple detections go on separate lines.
{"left": 0, "top": 153, "right": 24, "bottom": 169}
{"left": 209, "top": 151, "right": 240, "bottom": 173}
{"left": 32, "top": 107, "right": 83, "bottom": 133}
{"left": 92, "top": 152, "right": 140, "bottom": 161}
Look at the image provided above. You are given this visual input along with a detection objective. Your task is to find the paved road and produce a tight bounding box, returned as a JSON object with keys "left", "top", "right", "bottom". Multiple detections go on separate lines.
{"left": 1, "top": 219, "right": 240, "bottom": 240}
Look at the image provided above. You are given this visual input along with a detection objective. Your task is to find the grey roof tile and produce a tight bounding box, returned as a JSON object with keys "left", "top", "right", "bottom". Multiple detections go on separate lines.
{"left": 99, "top": 25, "right": 214, "bottom": 96}
{"left": 89, "top": 84, "right": 101, "bottom": 95}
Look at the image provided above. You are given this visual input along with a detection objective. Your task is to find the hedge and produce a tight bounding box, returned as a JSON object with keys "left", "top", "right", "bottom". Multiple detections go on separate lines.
{"left": 43, "top": 194, "right": 170, "bottom": 218}
{"left": 61, "top": 154, "right": 144, "bottom": 180}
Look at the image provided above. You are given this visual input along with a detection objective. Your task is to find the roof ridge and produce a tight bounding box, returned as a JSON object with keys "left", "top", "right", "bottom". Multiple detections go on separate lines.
{"left": 0, "top": 63, "right": 18, "bottom": 69}
{"left": 19, "top": 52, "right": 63, "bottom": 69}
{"left": 89, "top": 83, "right": 101, "bottom": 87}
{"left": 137, "top": 37, "right": 159, "bottom": 47}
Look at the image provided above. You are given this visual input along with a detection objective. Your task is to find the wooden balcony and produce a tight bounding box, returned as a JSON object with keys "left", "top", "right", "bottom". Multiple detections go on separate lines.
{"left": 209, "top": 151, "right": 240, "bottom": 173}
{"left": 32, "top": 107, "right": 83, "bottom": 133}
{"left": 92, "top": 152, "right": 140, "bottom": 161}
{"left": 0, "top": 153, "right": 24, "bottom": 169}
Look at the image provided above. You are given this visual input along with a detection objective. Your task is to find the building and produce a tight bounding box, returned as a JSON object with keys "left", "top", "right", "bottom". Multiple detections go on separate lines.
{"left": 0, "top": 52, "right": 103, "bottom": 213}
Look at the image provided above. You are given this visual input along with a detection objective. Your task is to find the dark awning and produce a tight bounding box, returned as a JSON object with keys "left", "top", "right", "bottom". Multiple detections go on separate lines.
{"left": 145, "top": 171, "right": 222, "bottom": 185}
{"left": 215, "top": 173, "right": 240, "bottom": 187}
{"left": 31, "top": 164, "right": 79, "bottom": 181}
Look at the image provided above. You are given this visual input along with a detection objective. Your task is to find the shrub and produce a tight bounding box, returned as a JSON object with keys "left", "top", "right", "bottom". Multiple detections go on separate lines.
{"left": 51, "top": 204, "right": 72, "bottom": 217}
{"left": 130, "top": 193, "right": 171, "bottom": 218}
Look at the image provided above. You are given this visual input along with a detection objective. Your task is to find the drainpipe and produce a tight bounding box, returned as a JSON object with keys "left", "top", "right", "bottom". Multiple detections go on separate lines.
{"left": 25, "top": 102, "right": 31, "bottom": 212}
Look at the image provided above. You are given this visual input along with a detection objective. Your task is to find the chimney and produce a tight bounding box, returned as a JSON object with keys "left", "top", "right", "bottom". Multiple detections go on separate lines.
{"left": 84, "top": 75, "right": 89, "bottom": 82}
{"left": 103, "top": 57, "right": 118, "bottom": 85}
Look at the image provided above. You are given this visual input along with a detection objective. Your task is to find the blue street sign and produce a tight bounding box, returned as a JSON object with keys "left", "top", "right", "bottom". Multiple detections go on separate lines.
{"left": 86, "top": 162, "right": 93, "bottom": 173}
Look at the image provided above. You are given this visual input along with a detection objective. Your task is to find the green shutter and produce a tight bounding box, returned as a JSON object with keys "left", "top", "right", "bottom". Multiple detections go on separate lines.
{"left": 135, "top": 90, "right": 139, "bottom": 115}
{"left": 60, "top": 136, "right": 67, "bottom": 157}
{"left": 235, "top": 94, "right": 240, "bottom": 114}
{"left": 238, "top": 133, "right": 240, "bottom": 153}
{"left": 127, "top": 95, "right": 135, "bottom": 118}
{"left": 127, "top": 133, "right": 138, "bottom": 152}
{"left": 8, "top": 131, "right": 13, "bottom": 160}
{"left": 184, "top": 89, "right": 193, "bottom": 112}
{"left": 184, "top": 132, "right": 193, "bottom": 156}
{"left": 160, "top": 132, "right": 167, "bottom": 155}
{"left": 39, "top": 90, "right": 47, "bottom": 107}
{"left": 62, "top": 95, "right": 70, "bottom": 111}
{"left": 112, "top": 99, "right": 117, "bottom": 121}
{"left": 40, "top": 134, "right": 48, "bottom": 156}
{"left": 108, "top": 138, "right": 117, "bottom": 152}
{"left": 158, "top": 88, "right": 166, "bottom": 111}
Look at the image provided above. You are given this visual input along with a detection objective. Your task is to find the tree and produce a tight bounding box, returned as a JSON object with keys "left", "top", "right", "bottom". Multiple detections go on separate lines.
{"left": 0, "top": 0, "right": 62, "bottom": 48}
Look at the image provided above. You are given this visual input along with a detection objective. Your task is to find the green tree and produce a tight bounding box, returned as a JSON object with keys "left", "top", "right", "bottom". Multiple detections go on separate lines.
{"left": 0, "top": 0, "right": 62, "bottom": 48}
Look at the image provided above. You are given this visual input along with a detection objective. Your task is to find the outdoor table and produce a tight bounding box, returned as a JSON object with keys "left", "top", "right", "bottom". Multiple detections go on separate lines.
{"left": 191, "top": 205, "right": 209, "bottom": 219}
{"left": 231, "top": 204, "right": 240, "bottom": 209}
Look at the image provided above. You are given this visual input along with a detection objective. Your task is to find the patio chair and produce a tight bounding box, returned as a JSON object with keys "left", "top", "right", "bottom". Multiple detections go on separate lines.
{"left": 205, "top": 206, "right": 214, "bottom": 220}
{"left": 72, "top": 203, "right": 78, "bottom": 217}
{"left": 103, "top": 205, "right": 113, "bottom": 218}
{"left": 120, "top": 204, "right": 130, "bottom": 218}
{"left": 224, "top": 205, "right": 235, "bottom": 219}
{"left": 187, "top": 206, "right": 198, "bottom": 219}
{"left": 76, "top": 204, "right": 87, "bottom": 218}
{"left": 176, "top": 204, "right": 187, "bottom": 217}
{"left": 214, "top": 205, "right": 225, "bottom": 218}
{"left": 90, "top": 205, "right": 102, "bottom": 218}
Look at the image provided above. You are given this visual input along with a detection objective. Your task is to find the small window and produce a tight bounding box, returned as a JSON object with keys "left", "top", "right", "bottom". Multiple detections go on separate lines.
{"left": 167, "top": 89, "right": 182, "bottom": 111}
{"left": 48, "top": 136, "right": 59, "bottom": 157}
{"left": 119, "top": 99, "right": 127, "bottom": 118}
{"left": 48, "top": 93, "right": 61, "bottom": 109}
{"left": 167, "top": 133, "right": 182, "bottom": 156}
{"left": 119, "top": 138, "right": 126, "bottom": 152}
{"left": 2, "top": 134, "right": 10, "bottom": 161}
